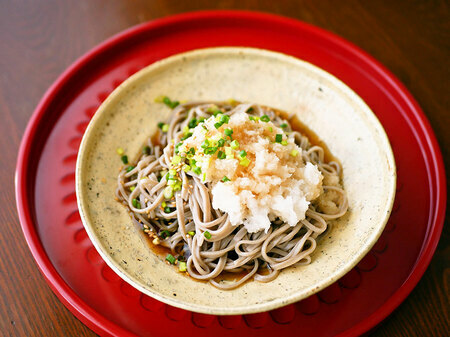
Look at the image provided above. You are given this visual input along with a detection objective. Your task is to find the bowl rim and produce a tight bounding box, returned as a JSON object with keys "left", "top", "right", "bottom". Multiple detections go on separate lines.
{"left": 76, "top": 46, "right": 396, "bottom": 315}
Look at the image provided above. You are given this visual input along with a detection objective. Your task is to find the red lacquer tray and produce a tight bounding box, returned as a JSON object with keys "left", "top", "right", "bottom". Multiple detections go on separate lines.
{"left": 15, "top": 11, "right": 446, "bottom": 337}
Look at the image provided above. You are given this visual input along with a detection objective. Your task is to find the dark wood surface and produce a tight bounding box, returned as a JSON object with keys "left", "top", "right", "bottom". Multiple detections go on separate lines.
{"left": 0, "top": 1, "right": 448, "bottom": 336}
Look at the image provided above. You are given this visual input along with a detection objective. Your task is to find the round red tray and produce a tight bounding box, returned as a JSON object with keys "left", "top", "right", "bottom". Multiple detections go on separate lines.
{"left": 16, "top": 11, "right": 446, "bottom": 337}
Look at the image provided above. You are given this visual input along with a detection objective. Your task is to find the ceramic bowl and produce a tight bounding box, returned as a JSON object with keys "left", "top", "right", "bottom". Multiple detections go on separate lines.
{"left": 76, "top": 47, "right": 396, "bottom": 315}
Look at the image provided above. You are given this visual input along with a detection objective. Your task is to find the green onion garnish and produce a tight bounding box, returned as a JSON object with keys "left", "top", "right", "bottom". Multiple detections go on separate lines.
{"left": 126, "top": 166, "right": 134, "bottom": 172}
{"left": 217, "top": 139, "right": 225, "bottom": 147}
{"left": 224, "top": 128, "right": 233, "bottom": 137}
{"left": 247, "top": 107, "right": 254, "bottom": 113}
{"left": 157, "top": 122, "right": 165, "bottom": 129}
{"left": 171, "top": 155, "right": 181, "bottom": 165}
{"left": 178, "top": 261, "right": 187, "bottom": 272}
{"left": 221, "top": 176, "right": 231, "bottom": 182}
{"left": 121, "top": 155, "right": 128, "bottom": 164}
{"left": 166, "top": 254, "right": 176, "bottom": 264}
{"left": 249, "top": 116, "right": 255, "bottom": 121}
{"left": 280, "top": 123, "right": 288, "bottom": 129}
{"left": 161, "top": 124, "right": 169, "bottom": 132}
{"left": 189, "top": 159, "right": 197, "bottom": 167}
{"left": 182, "top": 164, "right": 191, "bottom": 172}
{"left": 230, "top": 140, "right": 239, "bottom": 149}
{"left": 260, "top": 115, "right": 270, "bottom": 122}
{"left": 281, "top": 140, "right": 288, "bottom": 146}
{"left": 275, "top": 134, "right": 283, "bottom": 143}
{"left": 193, "top": 166, "right": 202, "bottom": 175}
{"left": 268, "top": 126, "right": 273, "bottom": 133}
{"left": 116, "top": 147, "right": 124, "bottom": 155}
{"left": 174, "top": 142, "right": 183, "bottom": 154}
{"left": 220, "top": 114, "right": 230, "bottom": 124}
{"left": 169, "top": 169, "right": 177, "bottom": 176}
{"left": 204, "top": 231, "right": 212, "bottom": 239}
{"left": 162, "top": 96, "right": 179, "bottom": 109}
{"left": 129, "top": 186, "right": 135, "bottom": 192}
{"left": 290, "top": 149, "right": 299, "bottom": 157}
{"left": 142, "top": 146, "right": 150, "bottom": 155}
{"left": 164, "top": 206, "right": 171, "bottom": 213}
{"left": 188, "top": 148, "right": 195, "bottom": 156}
{"left": 201, "top": 139, "right": 210, "bottom": 149}
{"left": 187, "top": 231, "right": 195, "bottom": 236}
{"left": 204, "top": 147, "right": 218, "bottom": 155}
{"left": 163, "top": 186, "right": 173, "bottom": 199}
{"left": 132, "top": 198, "right": 140, "bottom": 208}
{"left": 217, "top": 151, "right": 226, "bottom": 159}
{"left": 239, "top": 150, "right": 247, "bottom": 158}
{"left": 188, "top": 118, "right": 197, "bottom": 128}
{"left": 239, "top": 157, "right": 250, "bottom": 167}
{"left": 214, "top": 122, "right": 223, "bottom": 129}
{"left": 160, "top": 230, "right": 171, "bottom": 238}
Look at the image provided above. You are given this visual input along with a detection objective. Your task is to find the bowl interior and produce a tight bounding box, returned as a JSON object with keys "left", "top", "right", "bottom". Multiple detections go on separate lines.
{"left": 76, "top": 47, "right": 396, "bottom": 315}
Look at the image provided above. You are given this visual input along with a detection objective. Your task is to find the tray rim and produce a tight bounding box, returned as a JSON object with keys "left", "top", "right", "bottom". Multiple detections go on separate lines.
{"left": 14, "top": 10, "right": 447, "bottom": 337}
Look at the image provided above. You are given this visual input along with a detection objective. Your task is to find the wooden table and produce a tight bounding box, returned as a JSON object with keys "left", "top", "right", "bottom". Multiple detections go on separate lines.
{"left": 1, "top": 1, "right": 448, "bottom": 336}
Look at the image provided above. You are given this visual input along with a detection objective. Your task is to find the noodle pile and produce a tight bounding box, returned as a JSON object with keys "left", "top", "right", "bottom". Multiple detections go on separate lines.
{"left": 116, "top": 101, "right": 348, "bottom": 290}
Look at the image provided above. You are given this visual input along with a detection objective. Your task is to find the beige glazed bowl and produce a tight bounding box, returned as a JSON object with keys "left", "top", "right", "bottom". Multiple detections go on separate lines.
{"left": 76, "top": 47, "right": 396, "bottom": 315}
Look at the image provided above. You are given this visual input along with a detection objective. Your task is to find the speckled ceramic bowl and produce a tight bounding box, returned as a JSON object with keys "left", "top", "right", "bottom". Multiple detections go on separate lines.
{"left": 76, "top": 47, "right": 396, "bottom": 315}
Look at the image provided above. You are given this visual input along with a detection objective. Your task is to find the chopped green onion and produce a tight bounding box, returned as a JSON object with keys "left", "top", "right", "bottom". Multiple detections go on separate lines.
{"left": 290, "top": 149, "right": 299, "bottom": 157}
{"left": 154, "top": 96, "right": 165, "bottom": 103}
{"left": 142, "top": 146, "right": 150, "bottom": 155}
{"left": 182, "top": 125, "right": 189, "bottom": 134}
{"left": 162, "top": 96, "right": 179, "bottom": 109}
{"left": 178, "top": 261, "right": 187, "bottom": 272}
{"left": 161, "top": 124, "right": 169, "bottom": 132}
{"left": 157, "top": 122, "right": 165, "bottom": 129}
{"left": 167, "top": 179, "right": 177, "bottom": 186}
{"left": 230, "top": 140, "right": 239, "bottom": 149}
{"left": 204, "top": 231, "right": 212, "bottom": 239}
{"left": 188, "top": 118, "right": 198, "bottom": 128}
{"left": 281, "top": 140, "right": 288, "bottom": 146}
{"left": 160, "top": 230, "right": 171, "bottom": 238}
{"left": 217, "top": 151, "right": 226, "bottom": 159}
{"left": 239, "top": 150, "right": 247, "bottom": 158}
{"left": 161, "top": 201, "right": 167, "bottom": 208}
{"left": 193, "top": 166, "right": 202, "bottom": 175}
{"left": 129, "top": 186, "right": 135, "bottom": 192}
{"left": 214, "top": 122, "right": 223, "bottom": 129}
{"left": 260, "top": 115, "right": 270, "bottom": 122}
{"left": 182, "top": 164, "right": 191, "bottom": 172}
{"left": 164, "top": 206, "right": 171, "bottom": 213}
{"left": 165, "top": 254, "right": 176, "bottom": 264}
{"left": 173, "top": 181, "right": 182, "bottom": 191}
{"left": 239, "top": 157, "right": 250, "bottom": 167}
{"left": 126, "top": 166, "right": 134, "bottom": 172}
{"left": 169, "top": 169, "right": 177, "bottom": 176}
{"left": 212, "top": 109, "right": 222, "bottom": 116}
{"left": 224, "top": 147, "right": 233, "bottom": 157}
{"left": 221, "top": 176, "right": 231, "bottom": 182}
{"left": 132, "top": 198, "right": 140, "bottom": 209}
{"left": 116, "top": 147, "right": 124, "bottom": 155}
{"left": 187, "top": 231, "right": 195, "bottom": 236}
{"left": 220, "top": 114, "right": 230, "bottom": 124}
{"left": 171, "top": 155, "right": 181, "bottom": 165}
{"left": 247, "top": 107, "right": 254, "bottom": 113}
{"left": 204, "top": 147, "right": 218, "bottom": 155}
{"left": 268, "top": 127, "right": 273, "bottom": 133}
{"left": 224, "top": 128, "right": 233, "bottom": 137}
{"left": 181, "top": 132, "right": 193, "bottom": 140}
{"left": 188, "top": 148, "right": 195, "bottom": 156}
{"left": 174, "top": 142, "right": 183, "bottom": 154}
{"left": 280, "top": 123, "right": 288, "bottom": 129}
{"left": 217, "top": 139, "right": 225, "bottom": 147}
{"left": 249, "top": 116, "right": 255, "bottom": 121}
{"left": 275, "top": 134, "right": 283, "bottom": 143}
{"left": 121, "top": 155, "right": 128, "bottom": 164}
{"left": 201, "top": 139, "right": 210, "bottom": 149}
{"left": 163, "top": 186, "right": 174, "bottom": 199}
{"left": 189, "top": 159, "right": 197, "bottom": 167}
{"left": 202, "top": 173, "right": 206, "bottom": 181}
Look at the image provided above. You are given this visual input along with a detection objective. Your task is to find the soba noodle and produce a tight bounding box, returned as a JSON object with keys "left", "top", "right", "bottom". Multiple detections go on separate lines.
{"left": 116, "top": 101, "right": 348, "bottom": 290}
